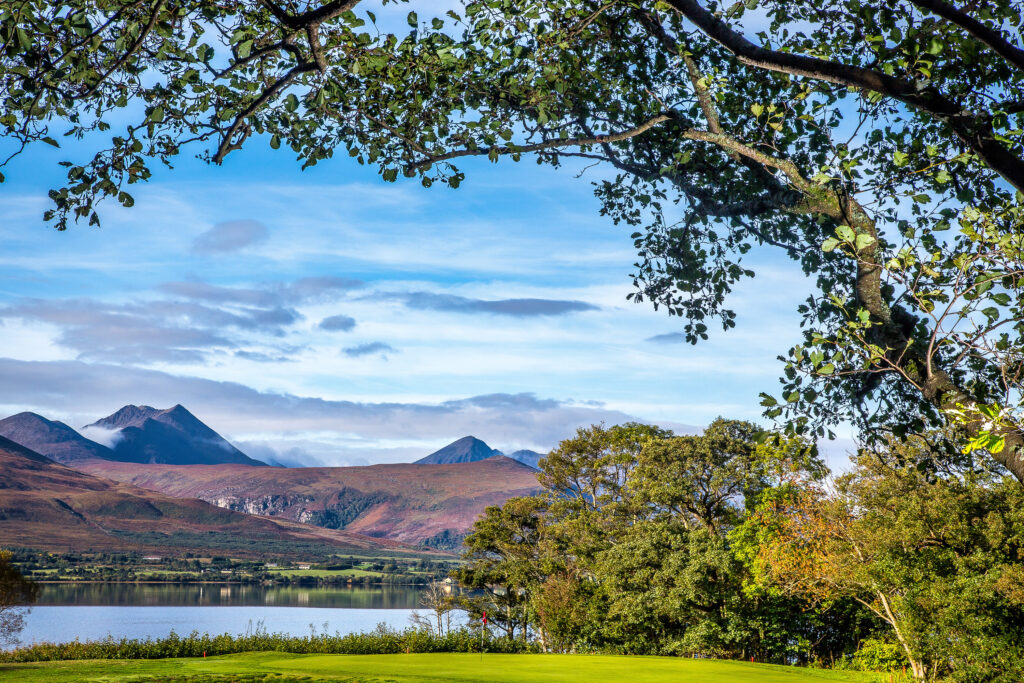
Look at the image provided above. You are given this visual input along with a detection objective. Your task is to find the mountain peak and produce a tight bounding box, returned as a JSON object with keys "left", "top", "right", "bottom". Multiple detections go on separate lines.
{"left": 84, "top": 404, "right": 266, "bottom": 467}
{"left": 506, "top": 449, "right": 545, "bottom": 470}
{"left": 88, "top": 405, "right": 160, "bottom": 430}
{"left": 414, "top": 436, "right": 502, "bottom": 465}
{"left": 0, "top": 412, "right": 114, "bottom": 464}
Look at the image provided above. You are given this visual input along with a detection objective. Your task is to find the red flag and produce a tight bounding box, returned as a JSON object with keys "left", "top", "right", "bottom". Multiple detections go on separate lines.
{"left": 482, "top": 611, "right": 487, "bottom": 626}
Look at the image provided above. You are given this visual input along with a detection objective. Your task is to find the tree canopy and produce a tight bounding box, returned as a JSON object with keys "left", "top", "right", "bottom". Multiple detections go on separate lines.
{"left": 455, "top": 422, "right": 1024, "bottom": 678}
{"left": 3, "top": 0, "right": 1023, "bottom": 478}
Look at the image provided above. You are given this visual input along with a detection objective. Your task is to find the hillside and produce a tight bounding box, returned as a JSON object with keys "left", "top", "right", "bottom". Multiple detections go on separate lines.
{"left": 0, "top": 436, "right": 418, "bottom": 558}
{"left": 83, "top": 404, "right": 267, "bottom": 467}
{"left": 74, "top": 456, "right": 543, "bottom": 548}
{"left": 0, "top": 412, "right": 115, "bottom": 465}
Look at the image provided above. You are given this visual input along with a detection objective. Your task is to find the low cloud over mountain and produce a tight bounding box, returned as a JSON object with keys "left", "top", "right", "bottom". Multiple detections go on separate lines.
{"left": 0, "top": 358, "right": 649, "bottom": 464}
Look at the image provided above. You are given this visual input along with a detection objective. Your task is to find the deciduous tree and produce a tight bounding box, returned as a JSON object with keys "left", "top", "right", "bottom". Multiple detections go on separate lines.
{"left": 4, "top": 0, "right": 1023, "bottom": 476}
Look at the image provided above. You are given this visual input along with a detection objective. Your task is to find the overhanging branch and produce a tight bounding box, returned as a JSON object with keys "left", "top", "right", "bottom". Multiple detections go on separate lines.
{"left": 662, "top": 0, "right": 1024, "bottom": 193}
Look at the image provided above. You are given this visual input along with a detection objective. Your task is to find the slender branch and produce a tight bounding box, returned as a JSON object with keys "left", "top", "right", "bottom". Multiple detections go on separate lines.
{"left": 212, "top": 62, "right": 316, "bottom": 163}
{"left": 82, "top": 0, "right": 166, "bottom": 99}
{"left": 406, "top": 114, "right": 672, "bottom": 171}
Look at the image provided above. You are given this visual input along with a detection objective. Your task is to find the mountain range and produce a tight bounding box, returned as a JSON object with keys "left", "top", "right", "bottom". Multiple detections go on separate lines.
{"left": 0, "top": 405, "right": 546, "bottom": 551}
{"left": 0, "top": 405, "right": 265, "bottom": 467}
{"left": 73, "top": 456, "right": 542, "bottom": 548}
{"left": 0, "top": 435, "right": 416, "bottom": 558}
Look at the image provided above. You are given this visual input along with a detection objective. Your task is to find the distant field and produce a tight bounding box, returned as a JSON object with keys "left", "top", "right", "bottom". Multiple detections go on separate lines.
{"left": 271, "top": 568, "right": 384, "bottom": 578}
{"left": 0, "top": 652, "right": 886, "bottom": 682}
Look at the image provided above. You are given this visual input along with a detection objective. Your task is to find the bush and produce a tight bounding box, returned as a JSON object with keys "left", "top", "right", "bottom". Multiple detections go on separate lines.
{"left": 840, "top": 637, "right": 906, "bottom": 672}
{"left": 0, "top": 623, "right": 540, "bottom": 663}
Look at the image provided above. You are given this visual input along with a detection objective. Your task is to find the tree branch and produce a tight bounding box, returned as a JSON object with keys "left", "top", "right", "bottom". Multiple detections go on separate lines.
{"left": 406, "top": 114, "right": 672, "bottom": 171}
{"left": 663, "top": 0, "right": 1024, "bottom": 193}
{"left": 908, "top": 0, "right": 1024, "bottom": 74}
{"left": 82, "top": 0, "right": 165, "bottom": 99}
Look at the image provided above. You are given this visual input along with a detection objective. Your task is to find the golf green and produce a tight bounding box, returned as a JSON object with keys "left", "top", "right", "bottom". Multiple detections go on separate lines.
{"left": 0, "top": 652, "right": 886, "bottom": 682}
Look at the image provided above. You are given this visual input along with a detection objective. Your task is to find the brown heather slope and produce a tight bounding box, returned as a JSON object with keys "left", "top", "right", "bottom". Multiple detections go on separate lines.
{"left": 74, "top": 456, "right": 543, "bottom": 547}
{"left": 0, "top": 436, "right": 425, "bottom": 558}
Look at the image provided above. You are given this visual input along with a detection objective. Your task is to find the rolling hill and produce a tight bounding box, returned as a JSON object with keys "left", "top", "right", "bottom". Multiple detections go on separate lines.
{"left": 0, "top": 436, "right": 418, "bottom": 558}
{"left": 0, "top": 412, "right": 115, "bottom": 465}
{"left": 83, "top": 404, "right": 267, "bottom": 466}
{"left": 74, "top": 456, "right": 543, "bottom": 548}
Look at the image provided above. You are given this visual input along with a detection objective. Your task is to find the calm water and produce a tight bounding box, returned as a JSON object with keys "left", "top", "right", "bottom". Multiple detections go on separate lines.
{"left": 16, "top": 583, "right": 424, "bottom": 647}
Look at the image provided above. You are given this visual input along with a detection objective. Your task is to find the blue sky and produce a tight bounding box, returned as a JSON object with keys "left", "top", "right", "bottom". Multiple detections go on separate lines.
{"left": 0, "top": 93, "right": 841, "bottom": 466}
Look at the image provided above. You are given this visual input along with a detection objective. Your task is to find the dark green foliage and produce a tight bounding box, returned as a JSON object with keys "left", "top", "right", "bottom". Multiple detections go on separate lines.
{"left": 455, "top": 420, "right": 872, "bottom": 661}
{"left": 421, "top": 529, "right": 467, "bottom": 551}
{"left": 306, "top": 491, "right": 389, "bottom": 531}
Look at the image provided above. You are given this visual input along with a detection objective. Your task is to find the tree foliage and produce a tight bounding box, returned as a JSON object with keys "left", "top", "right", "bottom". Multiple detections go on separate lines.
{"left": 3, "top": 0, "right": 1024, "bottom": 478}
{"left": 456, "top": 420, "right": 877, "bottom": 662}
{"left": 0, "top": 551, "right": 39, "bottom": 647}
{"left": 741, "top": 438, "right": 1024, "bottom": 681}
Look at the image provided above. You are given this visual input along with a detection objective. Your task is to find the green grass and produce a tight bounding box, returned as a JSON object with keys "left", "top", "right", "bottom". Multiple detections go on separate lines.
{"left": 0, "top": 652, "right": 885, "bottom": 682}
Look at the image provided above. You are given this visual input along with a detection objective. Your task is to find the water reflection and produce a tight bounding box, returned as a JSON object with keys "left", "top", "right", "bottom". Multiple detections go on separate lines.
{"left": 35, "top": 582, "right": 423, "bottom": 609}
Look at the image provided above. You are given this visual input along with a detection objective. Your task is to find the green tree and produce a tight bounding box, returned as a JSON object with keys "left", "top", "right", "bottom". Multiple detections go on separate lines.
{"left": 4, "top": 0, "right": 1024, "bottom": 477}
{"left": 742, "top": 440, "right": 1024, "bottom": 680}
{"left": 456, "top": 420, "right": 866, "bottom": 661}
{"left": 0, "top": 550, "right": 39, "bottom": 647}
{"left": 454, "top": 496, "right": 549, "bottom": 640}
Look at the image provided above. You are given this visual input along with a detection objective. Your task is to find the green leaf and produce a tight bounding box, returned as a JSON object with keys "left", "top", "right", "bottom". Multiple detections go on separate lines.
{"left": 407, "top": 11, "right": 418, "bottom": 27}
{"left": 854, "top": 233, "right": 875, "bottom": 251}
{"left": 237, "top": 40, "right": 253, "bottom": 59}
{"left": 285, "top": 94, "right": 299, "bottom": 112}
{"left": 269, "top": 134, "right": 280, "bottom": 150}
{"left": 821, "top": 237, "right": 840, "bottom": 252}
{"left": 836, "top": 225, "right": 855, "bottom": 242}
{"left": 817, "top": 364, "right": 835, "bottom": 375}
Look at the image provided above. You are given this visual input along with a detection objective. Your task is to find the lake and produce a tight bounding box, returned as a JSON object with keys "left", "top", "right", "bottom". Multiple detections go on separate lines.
{"left": 15, "top": 583, "right": 426, "bottom": 647}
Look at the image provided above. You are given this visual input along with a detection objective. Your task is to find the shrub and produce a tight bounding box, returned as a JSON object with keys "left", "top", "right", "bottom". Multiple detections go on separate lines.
{"left": 0, "top": 624, "right": 540, "bottom": 663}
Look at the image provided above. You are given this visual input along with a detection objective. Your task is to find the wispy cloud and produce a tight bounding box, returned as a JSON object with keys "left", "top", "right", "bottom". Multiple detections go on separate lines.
{"left": 645, "top": 332, "right": 688, "bottom": 344}
{"left": 343, "top": 342, "right": 396, "bottom": 358}
{"left": 319, "top": 314, "right": 356, "bottom": 331}
{"left": 191, "top": 220, "right": 269, "bottom": 254}
{"left": 372, "top": 291, "right": 599, "bottom": 317}
{"left": 160, "top": 276, "right": 363, "bottom": 308}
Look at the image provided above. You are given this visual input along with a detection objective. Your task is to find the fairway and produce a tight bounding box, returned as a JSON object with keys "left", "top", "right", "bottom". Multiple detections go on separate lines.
{"left": 0, "top": 652, "right": 884, "bottom": 682}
